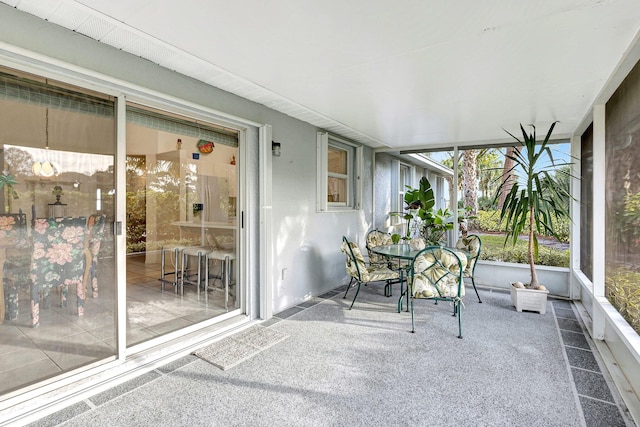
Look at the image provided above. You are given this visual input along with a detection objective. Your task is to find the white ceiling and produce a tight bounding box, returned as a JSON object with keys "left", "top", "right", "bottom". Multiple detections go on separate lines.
{"left": 4, "top": 0, "right": 640, "bottom": 149}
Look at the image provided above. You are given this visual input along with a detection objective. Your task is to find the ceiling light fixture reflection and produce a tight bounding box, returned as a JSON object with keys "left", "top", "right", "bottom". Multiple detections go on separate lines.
{"left": 31, "top": 108, "right": 61, "bottom": 177}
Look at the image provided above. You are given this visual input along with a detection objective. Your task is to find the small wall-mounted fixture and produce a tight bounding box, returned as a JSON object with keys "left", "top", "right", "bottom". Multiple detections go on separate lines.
{"left": 272, "top": 141, "right": 281, "bottom": 157}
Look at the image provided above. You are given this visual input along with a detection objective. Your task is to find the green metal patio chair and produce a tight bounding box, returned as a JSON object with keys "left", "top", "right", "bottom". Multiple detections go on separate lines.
{"left": 365, "top": 229, "right": 393, "bottom": 268}
{"left": 455, "top": 233, "right": 482, "bottom": 303}
{"left": 365, "top": 229, "right": 399, "bottom": 296}
{"left": 340, "top": 236, "right": 399, "bottom": 309}
{"left": 408, "top": 246, "right": 466, "bottom": 338}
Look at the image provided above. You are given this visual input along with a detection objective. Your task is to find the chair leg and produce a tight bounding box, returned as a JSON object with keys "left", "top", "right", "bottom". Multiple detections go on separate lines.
{"left": 343, "top": 277, "right": 354, "bottom": 299}
{"left": 180, "top": 252, "right": 187, "bottom": 296}
{"left": 224, "top": 255, "right": 231, "bottom": 310}
{"left": 160, "top": 247, "right": 166, "bottom": 292}
{"left": 348, "top": 282, "right": 362, "bottom": 310}
{"left": 60, "top": 284, "right": 68, "bottom": 308}
{"left": 204, "top": 254, "right": 210, "bottom": 306}
{"left": 31, "top": 284, "right": 40, "bottom": 328}
{"left": 410, "top": 298, "right": 415, "bottom": 333}
{"left": 76, "top": 279, "right": 85, "bottom": 316}
{"left": 4, "top": 277, "right": 19, "bottom": 321}
{"left": 457, "top": 300, "right": 463, "bottom": 339}
{"left": 397, "top": 271, "right": 406, "bottom": 313}
{"left": 471, "top": 277, "right": 482, "bottom": 303}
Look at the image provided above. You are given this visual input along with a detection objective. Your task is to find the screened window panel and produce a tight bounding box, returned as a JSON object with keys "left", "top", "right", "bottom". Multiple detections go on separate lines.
{"left": 604, "top": 58, "right": 640, "bottom": 335}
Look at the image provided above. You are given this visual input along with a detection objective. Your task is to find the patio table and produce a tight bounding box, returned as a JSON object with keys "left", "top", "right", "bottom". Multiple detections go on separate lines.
{"left": 369, "top": 244, "right": 419, "bottom": 312}
{"left": 370, "top": 244, "right": 471, "bottom": 312}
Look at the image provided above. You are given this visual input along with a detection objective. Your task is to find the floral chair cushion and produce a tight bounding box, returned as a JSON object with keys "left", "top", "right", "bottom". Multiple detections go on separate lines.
{"left": 410, "top": 248, "right": 467, "bottom": 299}
{"left": 455, "top": 235, "right": 481, "bottom": 277}
{"left": 366, "top": 230, "right": 393, "bottom": 267}
{"left": 31, "top": 217, "right": 87, "bottom": 327}
{"left": 340, "top": 239, "right": 399, "bottom": 283}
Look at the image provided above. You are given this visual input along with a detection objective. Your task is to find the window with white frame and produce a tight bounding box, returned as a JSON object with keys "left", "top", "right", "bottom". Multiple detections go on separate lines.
{"left": 399, "top": 163, "right": 411, "bottom": 211}
{"left": 317, "top": 132, "right": 362, "bottom": 212}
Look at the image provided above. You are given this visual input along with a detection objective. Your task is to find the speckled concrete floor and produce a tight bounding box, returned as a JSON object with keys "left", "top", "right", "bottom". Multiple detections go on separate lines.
{"left": 31, "top": 286, "right": 635, "bottom": 427}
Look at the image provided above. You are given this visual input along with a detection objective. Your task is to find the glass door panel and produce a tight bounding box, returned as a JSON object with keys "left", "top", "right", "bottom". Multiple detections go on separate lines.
{"left": 125, "top": 104, "right": 240, "bottom": 347}
{"left": 0, "top": 68, "right": 116, "bottom": 395}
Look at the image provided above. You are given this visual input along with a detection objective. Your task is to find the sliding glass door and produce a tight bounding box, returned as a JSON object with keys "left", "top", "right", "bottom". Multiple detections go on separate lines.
{"left": 125, "top": 103, "right": 240, "bottom": 346}
{"left": 0, "top": 67, "right": 117, "bottom": 395}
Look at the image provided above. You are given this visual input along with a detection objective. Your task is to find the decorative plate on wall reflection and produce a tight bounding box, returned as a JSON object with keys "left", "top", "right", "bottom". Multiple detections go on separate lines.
{"left": 197, "top": 139, "right": 215, "bottom": 154}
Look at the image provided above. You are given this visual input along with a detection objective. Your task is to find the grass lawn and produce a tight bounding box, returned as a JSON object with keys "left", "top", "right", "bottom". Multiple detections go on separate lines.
{"left": 472, "top": 232, "right": 570, "bottom": 268}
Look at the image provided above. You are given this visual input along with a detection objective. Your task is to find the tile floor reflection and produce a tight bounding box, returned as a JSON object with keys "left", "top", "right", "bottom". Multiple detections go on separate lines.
{"left": 0, "top": 253, "right": 236, "bottom": 396}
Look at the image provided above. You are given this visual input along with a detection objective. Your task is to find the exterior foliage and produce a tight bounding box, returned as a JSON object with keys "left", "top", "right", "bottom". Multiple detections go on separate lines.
{"left": 606, "top": 268, "right": 640, "bottom": 335}
{"left": 393, "top": 177, "right": 454, "bottom": 245}
{"left": 493, "top": 123, "right": 571, "bottom": 289}
{"left": 474, "top": 210, "right": 570, "bottom": 243}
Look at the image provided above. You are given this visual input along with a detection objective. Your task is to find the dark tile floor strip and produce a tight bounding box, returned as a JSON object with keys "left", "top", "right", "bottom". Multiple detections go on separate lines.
{"left": 552, "top": 300, "right": 629, "bottom": 427}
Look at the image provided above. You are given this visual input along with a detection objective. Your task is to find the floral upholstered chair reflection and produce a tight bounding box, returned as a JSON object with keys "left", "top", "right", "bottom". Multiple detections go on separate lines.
{"left": 0, "top": 212, "right": 29, "bottom": 322}
{"left": 85, "top": 213, "right": 106, "bottom": 299}
{"left": 31, "top": 217, "right": 86, "bottom": 328}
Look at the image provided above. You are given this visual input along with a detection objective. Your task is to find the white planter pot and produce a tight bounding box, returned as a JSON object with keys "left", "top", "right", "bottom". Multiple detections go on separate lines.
{"left": 510, "top": 284, "right": 549, "bottom": 314}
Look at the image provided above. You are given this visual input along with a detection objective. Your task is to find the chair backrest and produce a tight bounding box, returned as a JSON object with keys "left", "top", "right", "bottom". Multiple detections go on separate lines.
{"left": 340, "top": 236, "right": 367, "bottom": 282}
{"left": 31, "top": 217, "right": 87, "bottom": 287}
{"left": 0, "top": 212, "right": 28, "bottom": 248}
{"left": 365, "top": 229, "right": 392, "bottom": 265}
{"left": 410, "top": 246, "right": 465, "bottom": 299}
{"left": 455, "top": 234, "right": 481, "bottom": 275}
{"left": 86, "top": 213, "right": 107, "bottom": 255}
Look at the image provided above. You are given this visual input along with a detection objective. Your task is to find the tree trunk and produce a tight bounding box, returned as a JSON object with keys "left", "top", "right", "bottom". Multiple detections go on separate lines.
{"left": 528, "top": 203, "right": 539, "bottom": 289}
{"left": 462, "top": 150, "right": 478, "bottom": 215}
{"left": 499, "top": 147, "right": 519, "bottom": 209}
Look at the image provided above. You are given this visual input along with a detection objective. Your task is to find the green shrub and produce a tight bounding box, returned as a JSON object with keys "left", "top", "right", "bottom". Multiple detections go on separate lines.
{"left": 477, "top": 233, "right": 569, "bottom": 267}
{"left": 480, "top": 243, "right": 569, "bottom": 267}
{"left": 475, "top": 210, "right": 506, "bottom": 232}
{"left": 606, "top": 268, "right": 640, "bottom": 335}
{"left": 478, "top": 196, "right": 497, "bottom": 211}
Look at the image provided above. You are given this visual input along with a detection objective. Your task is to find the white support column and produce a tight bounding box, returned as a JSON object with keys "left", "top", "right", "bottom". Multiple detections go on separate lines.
{"left": 570, "top": 134, "right": 581, "bottom": 300}
{"left": 592, "top": 104, "right": 606, "bottom": 340}
{"left": 453, "top": 146, "right": 459, "bottom": 239}
{"left": 259, "top": 124, "right": 273, "bottom": 320}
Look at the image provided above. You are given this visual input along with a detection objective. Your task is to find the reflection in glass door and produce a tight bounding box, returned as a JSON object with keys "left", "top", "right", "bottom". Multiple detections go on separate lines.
{"left": 125, "top": 104, "right": 240, "bottom": 347}
{"left": 0, "top": 67, "right": 116, "bottom": 395}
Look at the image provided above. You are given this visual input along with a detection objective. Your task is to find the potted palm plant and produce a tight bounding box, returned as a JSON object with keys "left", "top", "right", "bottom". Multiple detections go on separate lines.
{"left": 494, "top": 122, "right": 571, "bottom": 314}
